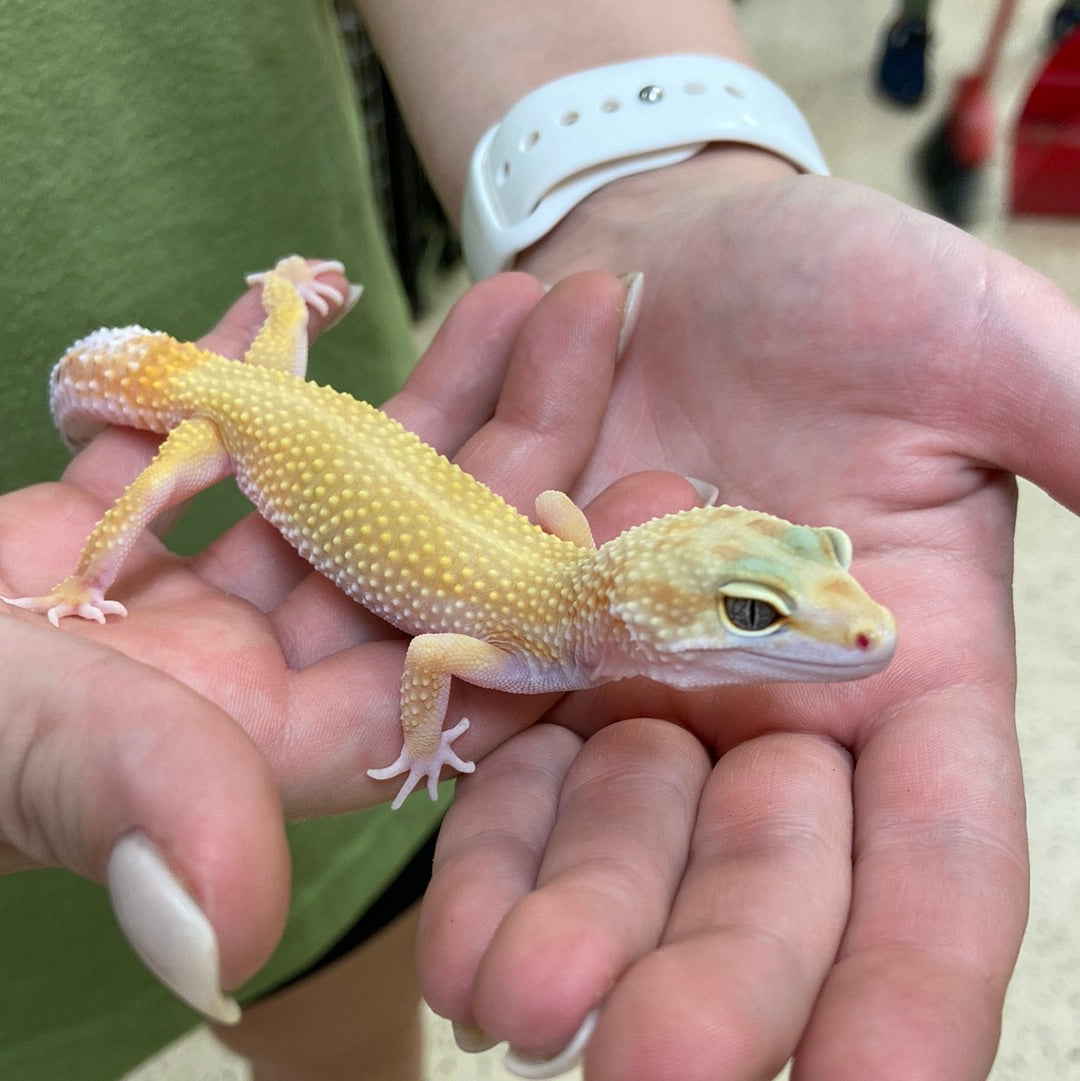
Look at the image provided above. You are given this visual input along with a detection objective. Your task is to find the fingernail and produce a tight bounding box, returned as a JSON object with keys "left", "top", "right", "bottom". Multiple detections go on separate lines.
{"left": 504, "top": 1008, "right": 599, "bottom": 1079}
{"left": 452, "top": 1020, "right": 499, "bottom": 1053}
{"left": 106, "top": 833, "right": 241, "bottom": 1025}
{"left": 321, "top": 282, "right": 364, "bottom": 332}
{"left": 616, "top": 272, "right": 644, "bottom": 360}
{"left": 345, "top": 282, "right": 365, "bottom": 312}
{"left": 684, "top": 476, "right": 720, "bottom": 507}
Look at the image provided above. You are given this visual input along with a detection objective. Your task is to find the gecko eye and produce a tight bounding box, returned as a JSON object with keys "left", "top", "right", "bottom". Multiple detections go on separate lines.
{"left": 722, "top": 596, "right": 782, "bottom": 633}
{"left": 718, "top": 583, "right": 791, "bottom": 635}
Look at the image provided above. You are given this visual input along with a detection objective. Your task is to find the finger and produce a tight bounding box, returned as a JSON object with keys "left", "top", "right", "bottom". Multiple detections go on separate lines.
{"left": 791, "top": 690, "right": 1028, "bottom": 1081}
{"left": 418, "top": 724, "right": 583, "bottom": 1030}
{"left": 572, "top": 732, "right": 853, "bottom": 1081}
{"left": 454, "top": 270, "right": 628, "bottom": 513}
{"left": 195, "top": 511, "right": 314, "bottom": 613}
{"left": 387, "top": 272, "right": 546, "bottom": 453}
{"left": 422, "top": 720, "right": 710, "bottom": 1062}
{"left": 0, "top": 616, "right": 290, "bottom": 1020}
{"left": 932, "top": 243, "right": 1080, "bottom": 512}
{"left": 582, "top": 470, "right": 706, "bottom": 544}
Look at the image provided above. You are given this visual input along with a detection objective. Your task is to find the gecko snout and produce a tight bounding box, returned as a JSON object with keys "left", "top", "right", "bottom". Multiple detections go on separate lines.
{"left": 849, "top": 606, "right": 898, "bottom": 665}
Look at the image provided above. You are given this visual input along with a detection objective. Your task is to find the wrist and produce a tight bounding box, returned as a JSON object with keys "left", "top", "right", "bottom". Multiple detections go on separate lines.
{"left": 363, "top": 2, "right": 755, "bottom": 211}
{"left": 460, "top": 55, "right": 824, "bottom": 280}
{"left": 515, "top": 145, "right": 801, "bottom": 280}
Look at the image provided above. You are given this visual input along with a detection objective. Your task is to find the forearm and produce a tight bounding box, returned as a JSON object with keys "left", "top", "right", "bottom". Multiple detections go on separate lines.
{"left": 356, "top": 0, "right": 754, "bottom": 217}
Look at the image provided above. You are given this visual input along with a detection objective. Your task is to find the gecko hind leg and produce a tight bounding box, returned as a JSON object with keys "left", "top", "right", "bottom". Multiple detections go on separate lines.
{"left": 2, "top": 416, "right": 231, "bottom": 627}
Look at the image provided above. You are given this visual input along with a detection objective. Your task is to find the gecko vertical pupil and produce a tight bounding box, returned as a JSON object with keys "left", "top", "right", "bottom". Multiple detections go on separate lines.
{"left": 723, "top": 595, "right": 781, "bottom": 632}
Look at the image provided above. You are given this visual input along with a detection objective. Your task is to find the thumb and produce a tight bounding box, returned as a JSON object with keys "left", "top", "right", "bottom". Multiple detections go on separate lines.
{"left": 0, "top": 616, "right": 290, "bottom": 1023}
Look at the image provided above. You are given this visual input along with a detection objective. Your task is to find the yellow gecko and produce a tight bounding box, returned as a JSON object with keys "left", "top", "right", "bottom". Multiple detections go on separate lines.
{"left": 4, "top": 257, "right": 897, "bottom": 809}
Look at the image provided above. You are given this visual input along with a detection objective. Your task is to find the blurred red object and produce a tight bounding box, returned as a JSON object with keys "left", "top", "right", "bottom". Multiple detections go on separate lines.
{"left": 1011, "top": 29, "right": 1080, "bottom": 215}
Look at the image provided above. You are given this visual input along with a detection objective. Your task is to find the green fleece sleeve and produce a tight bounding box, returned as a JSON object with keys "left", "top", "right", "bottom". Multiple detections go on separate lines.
{"left": 0, "top": 3, "right": 446, "bottom": 1078}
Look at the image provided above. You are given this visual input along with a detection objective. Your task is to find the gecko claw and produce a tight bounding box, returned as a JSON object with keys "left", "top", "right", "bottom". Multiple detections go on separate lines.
{"left": 367, "top": 717, "right": 476, "bottom": 810}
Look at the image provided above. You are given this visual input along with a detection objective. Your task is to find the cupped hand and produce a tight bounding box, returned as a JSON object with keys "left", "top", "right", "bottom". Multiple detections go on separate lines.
{"left": 419, "top": 158, "right": 1080, "bottom": 1080}
{"left": 0, "top": 266, "right": 634, "bottom": 1009}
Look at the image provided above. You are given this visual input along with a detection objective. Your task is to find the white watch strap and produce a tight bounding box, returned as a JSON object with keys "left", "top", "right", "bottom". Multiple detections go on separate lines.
{"left": 462, "top": 55, "right": 828, "bottom": 279}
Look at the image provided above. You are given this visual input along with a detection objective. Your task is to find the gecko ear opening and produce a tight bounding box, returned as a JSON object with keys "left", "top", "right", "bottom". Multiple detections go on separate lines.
{"left": 821, "top": 527, "right": 852, "bottom": 570}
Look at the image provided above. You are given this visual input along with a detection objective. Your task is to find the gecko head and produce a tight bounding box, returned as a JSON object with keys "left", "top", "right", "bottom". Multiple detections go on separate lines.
{"left": 597, "top": 506, "right": 897, "bottom": 687}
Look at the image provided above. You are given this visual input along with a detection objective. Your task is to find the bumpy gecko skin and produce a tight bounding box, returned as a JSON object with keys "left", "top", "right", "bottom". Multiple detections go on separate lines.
{"left": 3, "top": 257, "right": 898, "bottom": 809}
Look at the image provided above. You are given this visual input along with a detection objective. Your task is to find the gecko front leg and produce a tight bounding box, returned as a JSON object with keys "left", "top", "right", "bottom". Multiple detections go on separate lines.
{"left": 368, "top": 633, "right": 527, "bottom": 809}
{"left": 535, "top": 489, "right": 596, "bottom": 550}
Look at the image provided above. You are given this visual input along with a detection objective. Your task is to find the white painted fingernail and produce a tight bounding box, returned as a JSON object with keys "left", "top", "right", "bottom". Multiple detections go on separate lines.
{"left": 107, "top": 833, "right": 241, "bottom": 1025}
{"left": 321, "top": 282, "right": 364, "bottom": 331}
{"left": 345, "top": 282, "right": 365, "bottom": 312}
{"left": 504, "top": 1008, "right": 599, "bottom": 1078}
{"left": 453, "top": 1020, "right": 499, "bottom": 1053}
{"left": 684, "top": 476, "right": 720, "bottom": 507}
{"left": 616, "top": 272, "right": 644, "bottom": 360}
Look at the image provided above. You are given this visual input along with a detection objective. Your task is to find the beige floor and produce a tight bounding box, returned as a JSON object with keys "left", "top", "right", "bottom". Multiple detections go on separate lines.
{"left": 126, "top": 1, "right": 1080, "bottom": 1078}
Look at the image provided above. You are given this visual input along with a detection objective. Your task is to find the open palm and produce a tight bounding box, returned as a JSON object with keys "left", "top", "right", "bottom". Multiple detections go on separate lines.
{"left": 421, "top": 172, "right": 1080, "bottom": 1080}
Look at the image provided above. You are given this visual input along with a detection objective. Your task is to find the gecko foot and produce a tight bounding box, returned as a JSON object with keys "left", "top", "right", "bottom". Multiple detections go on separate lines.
{"left": 245, "top": 256, "right": 362, "bottom": 319}
{"left": 2, "top": 584, "right": 128, "bottom": 628}
{"left": 367, "top": 717, "right": 476, "bottom": 811}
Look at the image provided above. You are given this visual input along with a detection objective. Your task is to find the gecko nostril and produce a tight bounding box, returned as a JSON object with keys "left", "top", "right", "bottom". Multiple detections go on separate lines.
{"left": 855, "top": 632, "right": 872, "bottom": 651}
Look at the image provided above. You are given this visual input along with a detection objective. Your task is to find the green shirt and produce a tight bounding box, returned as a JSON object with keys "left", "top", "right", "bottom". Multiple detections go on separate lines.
{"left": 0, "top": 3, "right": 445, "bottom": 1077}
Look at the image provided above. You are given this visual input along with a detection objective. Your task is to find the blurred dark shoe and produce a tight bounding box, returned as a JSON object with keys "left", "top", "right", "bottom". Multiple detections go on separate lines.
{"left": 876, "top": 16, "right": 931, "bottom": 107}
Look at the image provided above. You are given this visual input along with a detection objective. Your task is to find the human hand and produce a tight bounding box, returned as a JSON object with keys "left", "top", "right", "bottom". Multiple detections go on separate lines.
{"left": 418, "top": 156, "right": 1080, "bottom": 1080}
{"left": 0, "top": 266, "right": 633, "bottom": 1021}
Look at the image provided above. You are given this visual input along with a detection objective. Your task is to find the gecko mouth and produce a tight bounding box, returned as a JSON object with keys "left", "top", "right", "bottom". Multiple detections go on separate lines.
{"left": 773, "top": 637, "right": 898, "bottom": 680}
{"left": 654, "top": 638, "right": 897, "bottom": 686}
{"left": 739, "top": 653, "right": 894, "bottom": 682}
